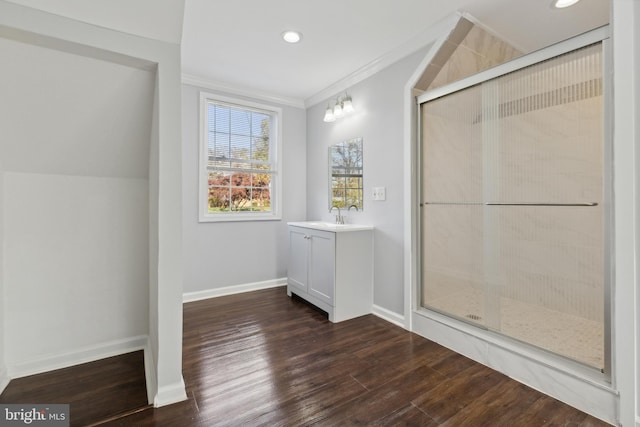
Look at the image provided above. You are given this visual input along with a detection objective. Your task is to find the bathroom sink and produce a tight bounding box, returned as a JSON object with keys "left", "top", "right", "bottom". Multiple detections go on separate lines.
{"left": 288, "top": 221, "right": 374, "bottom": 232}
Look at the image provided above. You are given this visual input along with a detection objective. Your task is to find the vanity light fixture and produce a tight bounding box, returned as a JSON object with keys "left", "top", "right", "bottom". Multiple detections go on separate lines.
{"left": 323, "top": 93, "right": 354, "bottom": 122}
{"left": 323, "top": 104, "right": 336, "bottom": 122}
{"left": 282, "top": 30, "right": 303, "bottom": 43}
{"left": 553, "top": 0, "right": 581, "bottom": 8}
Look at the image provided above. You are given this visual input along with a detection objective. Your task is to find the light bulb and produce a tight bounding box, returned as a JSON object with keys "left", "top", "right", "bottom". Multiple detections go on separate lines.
{"left": 342, "top": 96, "right": 354, "bottom": 114}
{"left": 282, "top": 30, "right": 302, "bottom": 43}
{"left": 323, "top": 105, "right": 335, "bottom": 122}
{"left": 553, "top": 0, "right": 580, "bottom": 8}
{"left": 333, "top": 102, "right": 344, "bottom": 118}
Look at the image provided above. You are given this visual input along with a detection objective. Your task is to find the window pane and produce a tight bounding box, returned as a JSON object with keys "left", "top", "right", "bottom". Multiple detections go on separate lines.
{"left": 207, "top": 105, "right": 216, "bottom": 133}
{"left": 208, "top": 171, "right": 231, "bottom": 213}
{"left": 252, "top": 173, "right": 271, "bottom": 212}
{"left": 252, "top": 136, "right": 269, "bottom": 163}
{"left": 230, "top": 134, "right": 251, "bottom": 167}
{"left": 229, "top": 108, "right": 250, "bottom": 136}
{"left": 252, "top": 173, "right": 271, "bottom": 188}
{"left": 252, "top": 112, "right": 270, "bottom": 136}
{"left": 214, "top": 105, "right": 230, "bottom": 131}
{"left": 230, "top": 172, "right": 249, "bottom": 188}
{"left": 213, "top": 132, "right": 230, "bottom": 164}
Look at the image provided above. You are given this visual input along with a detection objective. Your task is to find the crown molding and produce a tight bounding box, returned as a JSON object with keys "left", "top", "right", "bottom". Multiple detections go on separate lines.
{"left": 182, "top": 74, "right": 305, "bottom": 109}
{"left": 304, "top": 12, "right": 463, "bottom": 109}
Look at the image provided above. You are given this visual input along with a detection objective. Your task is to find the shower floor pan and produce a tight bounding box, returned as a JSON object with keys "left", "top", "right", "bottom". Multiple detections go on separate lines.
{"left": 425, "top": 289, "right": 604, "bottom": 369}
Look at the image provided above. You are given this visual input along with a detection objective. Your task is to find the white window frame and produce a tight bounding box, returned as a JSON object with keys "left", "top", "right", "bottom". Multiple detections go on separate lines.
{"left": 199, "top": 91, "right": 283, "bottom": 222}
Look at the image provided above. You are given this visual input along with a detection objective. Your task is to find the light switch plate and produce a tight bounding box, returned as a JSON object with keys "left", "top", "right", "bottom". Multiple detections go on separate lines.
{"left": 372, "top": 187, "right": 386, "bottom": 201}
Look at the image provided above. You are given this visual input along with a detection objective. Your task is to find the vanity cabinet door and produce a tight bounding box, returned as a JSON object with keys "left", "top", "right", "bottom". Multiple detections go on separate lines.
{"left": 288, "top": 227, "right": 309, "bottom": 293}
{"left": 287, "top": 223, "right": 372, "bottom": 322}
{"left": 307, "top": 231, "right": 335, "bottom": 305}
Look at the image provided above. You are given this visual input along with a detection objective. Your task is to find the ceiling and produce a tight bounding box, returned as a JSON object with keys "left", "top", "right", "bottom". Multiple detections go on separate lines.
{"left": 4, "top": 0, "right": 610, "bottom": 106}
{"left": 4, "top": 0, "right": 185, "bottom": 44}
{"left": 182, "top": 0, "right": 610, "bottom": 105}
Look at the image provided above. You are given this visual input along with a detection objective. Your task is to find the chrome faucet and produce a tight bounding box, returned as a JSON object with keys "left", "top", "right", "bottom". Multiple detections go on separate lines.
{"left": 330, "top": 206, "right": 344, "bottom": 224}
{"left": 348, "top": 204, "right": 359, "bottom": 212}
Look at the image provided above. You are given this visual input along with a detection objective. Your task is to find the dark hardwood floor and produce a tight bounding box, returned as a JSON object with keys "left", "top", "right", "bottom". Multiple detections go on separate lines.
{"left": 1, "top": 287, "right": 611, "bottom": 426}
{"left": 0, "top": 350, "right": 149, "bottom": 426}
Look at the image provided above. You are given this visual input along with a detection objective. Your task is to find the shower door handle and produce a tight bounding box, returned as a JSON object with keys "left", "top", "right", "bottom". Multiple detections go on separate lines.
{"left": 484, "top": 202, "right": 599, "bottom": 207}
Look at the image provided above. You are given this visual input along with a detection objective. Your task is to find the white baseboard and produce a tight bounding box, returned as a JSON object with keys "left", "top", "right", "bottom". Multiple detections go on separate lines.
{"left": 7, "top": 335, "right": 148, "bottom": 379}
{"left": 183, "top": 278, "right": 287, "bottom": 303}
{"left": 0, "top": 365, "right": 9, "bottom": 395}
{"left": 372, "top": 304, "right": 406, "bottom": 328}
{"left": 143, "top": 339, "right": 157, "bottom": 405}
{"left": 154, "top": 377, "right": 187, "bottom": 407}
{"left": 144, "top": 338, "right": 186, "bottom": 408}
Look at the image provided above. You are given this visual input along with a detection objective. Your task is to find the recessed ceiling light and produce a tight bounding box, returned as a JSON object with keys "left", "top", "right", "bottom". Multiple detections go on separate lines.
{"left": 282, "top": 30, "right": 302, "bottom": 44}
{"left": 553, "top": 0, "right": 581, "bottom": 8}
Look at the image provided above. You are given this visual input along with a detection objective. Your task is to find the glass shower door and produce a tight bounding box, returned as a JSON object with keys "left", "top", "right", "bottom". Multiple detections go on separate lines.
{"left": 421, "top": 83, "right": 486, "bottom": 327}
{"left": 420, "top": 43, "right": 605, "bottom": 370}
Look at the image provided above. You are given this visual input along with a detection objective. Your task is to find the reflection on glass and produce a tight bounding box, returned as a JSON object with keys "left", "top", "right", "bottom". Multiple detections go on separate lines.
{"left": 329, "top": 138, "right": 363, "bottom": 210}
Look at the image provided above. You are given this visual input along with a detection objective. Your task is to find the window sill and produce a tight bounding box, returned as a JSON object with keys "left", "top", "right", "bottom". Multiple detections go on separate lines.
{"left": 198, "top": 213, "right": 282, "bottom": 223}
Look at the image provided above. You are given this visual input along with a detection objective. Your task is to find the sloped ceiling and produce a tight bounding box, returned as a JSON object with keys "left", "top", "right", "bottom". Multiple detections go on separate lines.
{"left": 3, "top": 0, "right": 185, "bottom": 44}
{"left": 0, "top": 37, "right": 155, "bottom": 178}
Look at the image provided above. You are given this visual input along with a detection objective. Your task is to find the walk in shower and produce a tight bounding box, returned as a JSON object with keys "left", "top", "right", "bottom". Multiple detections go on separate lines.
{"left": 418, "top": 36, "right": 608, "bottom": 372}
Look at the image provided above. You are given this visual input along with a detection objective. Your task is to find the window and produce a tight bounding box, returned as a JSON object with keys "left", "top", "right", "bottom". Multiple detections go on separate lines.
{"left": 199, "top": 92, "right": 282, "bottom": 222}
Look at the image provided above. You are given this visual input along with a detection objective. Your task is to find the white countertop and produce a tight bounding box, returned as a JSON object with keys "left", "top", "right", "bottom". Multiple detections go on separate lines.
{"left": 288, "top": 221, "right": 374, "bottom": 232}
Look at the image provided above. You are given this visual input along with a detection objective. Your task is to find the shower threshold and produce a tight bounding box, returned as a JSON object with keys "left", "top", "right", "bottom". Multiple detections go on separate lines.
{"left": 425, "top": 288, "right": 604, "bottom": 369}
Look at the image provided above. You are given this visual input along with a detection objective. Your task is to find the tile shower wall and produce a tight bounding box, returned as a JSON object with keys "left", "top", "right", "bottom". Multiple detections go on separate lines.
{"left": 418, "top": 19, "right": 523, "bottom": 92}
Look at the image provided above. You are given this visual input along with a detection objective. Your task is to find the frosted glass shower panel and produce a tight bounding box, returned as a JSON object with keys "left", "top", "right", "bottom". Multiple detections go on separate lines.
{"left": 489, "top": 44, "right": 604, "bottom": 367}
{"left": 493, "top": 206, "right": 604, "bottom": 367}
{"left": 486, "top": 44, "right": 603, "bottom": 204}
{"left": 420, "top": 43, "right": 604, "bottom": 369}
{"left": 421, "top": 85, "right": 485, "bottom": 325}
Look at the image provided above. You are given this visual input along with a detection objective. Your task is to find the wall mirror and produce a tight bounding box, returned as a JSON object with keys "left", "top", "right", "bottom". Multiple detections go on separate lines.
{"left": 329, "top": 137, "right": 363, "bottom": 211}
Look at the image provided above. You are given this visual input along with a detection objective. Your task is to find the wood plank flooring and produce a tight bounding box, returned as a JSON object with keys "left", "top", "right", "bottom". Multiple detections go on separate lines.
{"left": 0, "top": 350, "right": 149, "bottom": 426}
{"left": 1, "top": 287, "right": 611, "bottom": 426}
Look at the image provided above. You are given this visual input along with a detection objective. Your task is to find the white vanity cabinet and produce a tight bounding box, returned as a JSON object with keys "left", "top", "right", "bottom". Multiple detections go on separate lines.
{"left": 287, "top": 222, "right": 373, "bottom": 322}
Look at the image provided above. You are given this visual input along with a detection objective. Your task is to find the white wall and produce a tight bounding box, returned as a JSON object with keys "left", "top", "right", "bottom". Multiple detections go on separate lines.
{"left": 0, "top": 35, "right": 153, "bottom": 376}
{"left": 148, "top": 73, "right": 160, "bottom": 402}
{"left": 611, "top": 0, "right": 639, "bottom": 425}
{"left": 636, "top": 4, "right": 640, "bottom": 427}
{"left": 152, "top": 53, "right": 186, "bottom": 406}
{"left": 0, "top": 163, "right": 6, "bottom": 392}
{"left": 4, "top": 173, "right": 149, "bottom": 371}
{"left": 181, "top": 84, "right": 307, "bottom": 294}
{"left": 0, "top": 0, "right": 186, "bottom": 406}
{"left": 305, "top": 48, "right": 429, "bottom": 316}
